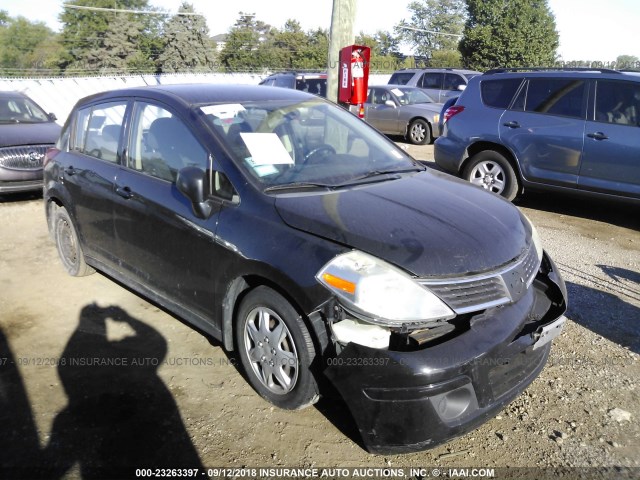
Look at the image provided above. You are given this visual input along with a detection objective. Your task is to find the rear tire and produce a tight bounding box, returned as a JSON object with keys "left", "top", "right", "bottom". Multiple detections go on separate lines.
{"left": 53, "top": 206, "right": 94, "bottom": 277}
{"left": 463, "top": 150, "right": 520, "bottom": 201}
{"left": 235, "top": 286, "right": 319, "bottom": 410}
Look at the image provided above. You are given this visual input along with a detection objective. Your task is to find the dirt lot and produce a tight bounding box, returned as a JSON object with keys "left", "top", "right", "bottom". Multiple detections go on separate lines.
{"left": 1, "top": 143, "right": 639, "bottom": 478}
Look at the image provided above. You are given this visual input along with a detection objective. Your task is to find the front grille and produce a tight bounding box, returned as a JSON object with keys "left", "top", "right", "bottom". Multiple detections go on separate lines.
{"left": 0, "top": 145, "right": 51, "bottom": 170}
{"left": 420, "top": 244, "right": 541, "bottom": 315}
{"left": 426, "top": 277, "right": 509, "bottom": 314}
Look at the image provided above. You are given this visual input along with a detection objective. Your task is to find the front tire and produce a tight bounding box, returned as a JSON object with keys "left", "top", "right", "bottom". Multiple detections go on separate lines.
{"left": 53, "top": 206, "right": 94, "bottom": 277}
{"left": 235, "top": 286, "right": 319, "bottom": 410}
{"left": 407, "top": 119, "right": 432, "bottom": 145}
{"left": 463, "top": 150, "right": 520, "bottom": 201}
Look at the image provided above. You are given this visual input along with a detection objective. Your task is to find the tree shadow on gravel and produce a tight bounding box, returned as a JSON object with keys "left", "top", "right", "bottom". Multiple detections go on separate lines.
{"left": 42, "top": 304, "right": 203, "bottom": 479}
{"left": 565, "top": 281, "right": 640, "bottom": 354}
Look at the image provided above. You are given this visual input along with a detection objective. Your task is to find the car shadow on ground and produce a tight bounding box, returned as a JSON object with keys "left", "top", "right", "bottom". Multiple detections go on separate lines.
{"left": 0, "top": 191, "right": 42, "bottom": 203}
{"left": 38, "top": 304, "right": 204, "bottom": 477}
{"left": 514, "top": 191, "right": 640, "bottom": 231}
{"left": 564, "top": 279, "right": 640, "bottom": 355}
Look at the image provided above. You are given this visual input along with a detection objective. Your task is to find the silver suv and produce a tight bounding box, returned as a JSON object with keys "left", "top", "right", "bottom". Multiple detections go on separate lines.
{"left": 388, "top": 68, "right": 481, "bottom": 103}
{"left": 435, "top": 68, "right": 640, "bottom": 203}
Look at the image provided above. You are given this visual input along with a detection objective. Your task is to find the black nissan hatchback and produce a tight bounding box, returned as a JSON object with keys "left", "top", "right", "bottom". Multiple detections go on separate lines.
{"left": 44, "top": 84, "right": 567, "bottom": 454}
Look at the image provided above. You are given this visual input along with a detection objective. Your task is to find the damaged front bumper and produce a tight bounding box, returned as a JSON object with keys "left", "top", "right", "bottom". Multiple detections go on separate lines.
{"left": 324, "top": 253, "right": 567, "bottom": 454}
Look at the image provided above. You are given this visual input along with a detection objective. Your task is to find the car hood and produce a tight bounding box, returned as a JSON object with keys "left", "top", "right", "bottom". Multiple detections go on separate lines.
{"left": 274, "top": 170, "right": 529, "bottom": 277}
{"left": 0, "top": 122, "right": 61, "bottom": 147}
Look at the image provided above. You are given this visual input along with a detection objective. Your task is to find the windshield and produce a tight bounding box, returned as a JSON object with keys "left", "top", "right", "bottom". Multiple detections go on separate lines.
{"left": 0, "top": 96, "right": 50, "bottom": 124}
{"left": 200, "top": 98, "right": 421, "bottom": 191}
{"left": 392, "top": 88, "right": 436, "bottom": 105}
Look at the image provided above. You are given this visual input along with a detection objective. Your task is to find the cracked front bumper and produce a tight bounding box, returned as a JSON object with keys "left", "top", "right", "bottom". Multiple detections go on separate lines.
{"left": 324, "top": 253, "right": 567, "bottom": 454}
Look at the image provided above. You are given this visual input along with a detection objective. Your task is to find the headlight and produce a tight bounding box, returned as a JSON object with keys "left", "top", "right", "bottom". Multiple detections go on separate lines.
{"left": 316, "top": 250, "right": 454, "bottom": 327}
{"left": 522, "top": 213, "right": 543, "bottom": 262}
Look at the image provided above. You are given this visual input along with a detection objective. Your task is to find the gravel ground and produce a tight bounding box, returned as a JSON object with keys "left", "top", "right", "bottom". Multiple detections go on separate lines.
{"left": 0, "top": 142, "right": 638, "bottom": 478}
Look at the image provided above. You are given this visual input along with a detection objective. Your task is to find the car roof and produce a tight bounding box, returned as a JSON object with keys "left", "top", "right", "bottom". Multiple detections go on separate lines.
{"left": 481, "top": 69, "right": 640, "bottom": 81}
{"left": 392, "top": 68, "right": 481, "bottom": 74}
{"left": 74, "top": 83, "right": 317, "bottom": 109}
{"left": 0, "top": 90, "right": 28, "bottom": 99}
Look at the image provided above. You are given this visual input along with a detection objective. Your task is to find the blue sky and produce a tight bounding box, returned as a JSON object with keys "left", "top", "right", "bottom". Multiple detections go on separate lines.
{"left": 2, "top": 0, "right": 639, "bottom": 62}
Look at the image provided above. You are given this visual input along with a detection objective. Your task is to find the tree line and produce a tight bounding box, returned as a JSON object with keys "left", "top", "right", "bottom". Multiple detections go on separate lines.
{"left": 0, "top": 0, "right": 637, "bottom": 78}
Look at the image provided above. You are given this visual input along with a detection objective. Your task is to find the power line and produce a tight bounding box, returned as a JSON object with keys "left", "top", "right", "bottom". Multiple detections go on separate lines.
{"left": 400, "top": 26, "right": 463, "bottom": 39}
{"left": 62, "top": 3, "right": 204, "bottom": 17}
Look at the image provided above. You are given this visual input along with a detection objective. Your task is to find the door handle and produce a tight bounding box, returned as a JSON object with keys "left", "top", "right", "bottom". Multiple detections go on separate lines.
{"left": 64, "top": 166, "right": 76, "bottom": 176}
{"left": 503, "top": 121, "right": 520, "bottom": 129}
{"left": 587, "top": 132, "right": 608, "bottom": 140}
{"left": 115, "top": 186, "right": 133, "bottom": 199}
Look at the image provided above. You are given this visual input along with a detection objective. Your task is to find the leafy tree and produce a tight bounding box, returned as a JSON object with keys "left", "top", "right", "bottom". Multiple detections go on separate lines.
{"left": 87, "top": 15, "right": 151, "bottom": 73}
{"left": 0, "top": 16, "right": 63, "bottom": 76}
{"left": 459, "top": 0, "right": 559, "bottom": 70}
{"left": 429, "top": 49, "right": 462, "bottom": 67}
{"left": 219, "top": 12, "right": 275, "bottom": 72}
{"left": 396, "top": 0, "right": 466, "bottom": 60}
{"left": 356, "top": 30, "right": 404, "bottom": 72}
{"left": 158, "top": 2, "right": 216, "bottom": 73}
{"left": 616, "top": 55, "right": 639, "bottom": 69}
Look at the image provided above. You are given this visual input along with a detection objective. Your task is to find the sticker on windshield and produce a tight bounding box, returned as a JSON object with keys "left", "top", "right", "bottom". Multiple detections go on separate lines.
{"left": 240, "top": 133, "right": 294, "bottom": 165}
{"left": 391, "top": 88, "right": 404, "bottom": 97}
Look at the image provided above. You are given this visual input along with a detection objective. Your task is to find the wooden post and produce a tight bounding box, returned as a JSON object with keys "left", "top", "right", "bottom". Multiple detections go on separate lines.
{"left": 327, "top": 0, "right": 357, "bottom": 104}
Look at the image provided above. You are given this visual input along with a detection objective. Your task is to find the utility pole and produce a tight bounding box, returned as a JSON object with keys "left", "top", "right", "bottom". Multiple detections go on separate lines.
{"left": 327, "top": 0, "right": 357, "bottom": 103}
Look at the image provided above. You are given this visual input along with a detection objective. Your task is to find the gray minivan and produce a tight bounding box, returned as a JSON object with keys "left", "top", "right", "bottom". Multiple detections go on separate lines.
{"left": 388, "top": 68, "right": 481, "bottom": 103}
{"left": 435, "top": 68, "right": 640, "bottom": 202}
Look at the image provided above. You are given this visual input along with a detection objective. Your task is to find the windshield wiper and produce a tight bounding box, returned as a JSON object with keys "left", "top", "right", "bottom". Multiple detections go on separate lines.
{"left": 263, "top": 181, "right": 333, "bottom": 193}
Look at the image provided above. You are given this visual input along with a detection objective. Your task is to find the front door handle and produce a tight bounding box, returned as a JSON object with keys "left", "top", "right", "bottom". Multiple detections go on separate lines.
{"left": 115, "top": 186, "right": 133, "bottom": 199}
{"left": 587, "top": 131, "right": 609, "bottom": 140}
{"left": 64, "top": 166, "right": 76, "bottom": 176}
{"left": 503, "top": 121, "right": 520, "bottom": 129}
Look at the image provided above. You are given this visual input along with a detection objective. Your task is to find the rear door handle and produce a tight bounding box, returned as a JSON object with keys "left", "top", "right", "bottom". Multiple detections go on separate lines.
{"left": 503, "top": 121, "right": 520, "bottom": 129}
{"left": 587, "top": 131, "right": 608, "bottom": 140}
{"left": 115, "top": 186, "right": 133, "bottom": 199}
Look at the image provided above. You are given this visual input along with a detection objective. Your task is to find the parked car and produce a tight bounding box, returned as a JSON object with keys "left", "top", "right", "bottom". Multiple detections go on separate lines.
{"left": 0, "top": 91, "right": 60, "bottom": 194}
{"left": 435, "top": 68, "right": 640, "bottom": 202}
{"left": 44, "top": 84, "right": 567, "bottom": 454}
{"left": 363, "top": 85, "right": 442, "bottom": 145}
{"left": 388, "top": 68, "right": 481, "bottom": 103}
{"left": 438, "top": 95, "right": 459, "bottom": 134}
{"left": 259, "top": 71, "right": 327, "bottom": 97}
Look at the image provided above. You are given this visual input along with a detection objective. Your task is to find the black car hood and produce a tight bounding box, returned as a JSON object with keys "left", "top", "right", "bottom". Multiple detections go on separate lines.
{"left": 275, "top": 170, "right": 529, "bottom": 277}
{"left": 0, "top": 122, "right": 60, "bottom": 147}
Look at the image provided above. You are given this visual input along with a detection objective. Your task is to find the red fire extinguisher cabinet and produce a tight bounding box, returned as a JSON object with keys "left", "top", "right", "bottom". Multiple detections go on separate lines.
{"left": 338, "top": 45, "right": 371, "bottom": 105}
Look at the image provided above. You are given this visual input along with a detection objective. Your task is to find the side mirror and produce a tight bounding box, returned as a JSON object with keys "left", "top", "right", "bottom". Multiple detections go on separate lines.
{"left": 176, "top": 166, "right": 212, "bottom": 219}
{"left": 384, "top": 100, "right": 396, "bottom": 108}
{"left": 48, "top": 112, "right": 57, "bottom": 122}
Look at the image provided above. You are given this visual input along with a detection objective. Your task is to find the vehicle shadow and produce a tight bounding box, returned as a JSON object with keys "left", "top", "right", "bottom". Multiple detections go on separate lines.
{"left": 514, "top": 191, "right": 640, "bottom": 231}
{"left": 0, "top": 327, "right": 41, "bottom": 479}
{"left": 0, "top": 190, "right": 42, "bottom": 203}
{"left": 565, "top": 280, "right": 640, "bottom": 354}
{"left": 41, "top": 304, "right": 204, "bottom": 478}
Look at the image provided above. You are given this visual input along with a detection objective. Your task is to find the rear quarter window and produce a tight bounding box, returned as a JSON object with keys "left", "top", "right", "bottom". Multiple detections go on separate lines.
{"left": 388, "top": 72, "right": 415, "bottom": 85}
{"left": 481, "top": 78, "right": 523, "bottom": 108}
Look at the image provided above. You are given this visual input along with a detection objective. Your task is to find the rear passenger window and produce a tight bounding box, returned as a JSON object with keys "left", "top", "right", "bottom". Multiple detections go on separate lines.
{"left": 481, "top": 79, "right": 523, "bottom": 108}
{"left": 420, "top": 73, "right": 443, "bottom": 89}
{"left": 595, "top": 80, "right": 640, "bottom": 126}
{"left": 524, "top": 78, "right": 586, "bottom": 119}
{"left": 73, "top": 102, "right": 126, "bottom": 162}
